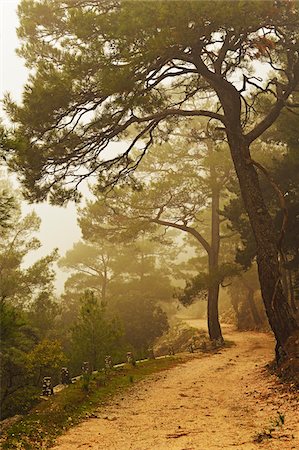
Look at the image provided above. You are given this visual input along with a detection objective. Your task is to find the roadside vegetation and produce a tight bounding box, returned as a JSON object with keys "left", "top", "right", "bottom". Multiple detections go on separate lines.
{"left": 0, "top": 357, "right": 179, "bottom": 450}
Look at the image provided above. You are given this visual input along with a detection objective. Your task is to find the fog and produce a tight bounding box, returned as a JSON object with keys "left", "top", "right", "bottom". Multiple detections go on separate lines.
{"left": 1, "top": 2, "right": 298, "bottom": 447}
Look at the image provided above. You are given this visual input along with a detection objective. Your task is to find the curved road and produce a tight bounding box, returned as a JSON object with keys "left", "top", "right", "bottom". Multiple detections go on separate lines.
{"left": 52, "top": 325, "right": 298, "bottom": 450}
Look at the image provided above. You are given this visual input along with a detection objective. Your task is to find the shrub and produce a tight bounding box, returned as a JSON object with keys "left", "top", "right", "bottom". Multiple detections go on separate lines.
{"left": 1, "top": 386, "right": 40, "bottom": 420}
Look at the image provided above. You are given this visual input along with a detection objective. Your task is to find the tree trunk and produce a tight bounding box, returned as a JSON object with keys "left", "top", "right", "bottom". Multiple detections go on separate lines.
{"left": 102, "top": 266, "right": 107, "bottom": 304}
{"left": 207, "top": 178, "right": 223, "bottom": 342}
{"left": 246, "top": 288, "right": 262, "bottom": 328}
{"left": 227, "top": 132, "right": 298, "bottom": 356}
{"left": 230, "top": 294, "right": 242, "bottom": 329}
{"left": 207, "top": 282, "right": 222, "bottom": 340}
{"left": 197, "top": 66, "right": 298, "bottom": 359}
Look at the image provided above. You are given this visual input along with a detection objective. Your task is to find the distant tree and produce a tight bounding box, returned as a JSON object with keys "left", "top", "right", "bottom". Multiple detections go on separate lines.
{"left": 111, "top": 294, "right": 169, "bottom": 356}
{"left": 59, "top": 232, "right": 174, "bottom": 361}
{"left": 71, "top": 290, "right": 121, "bottom": 371}
{"left": 227, "top": 267, "right": 267, "bottom": 331}
{"left": 59, "top": 240, "right": 117, "bottom": 303}
{"left": 27, "top": 291, "right": 61, "bottom": 340}
{"left": 0, "top": 206, "right": 58, "bottom": 306}
{"left": 60, "top": 234, "right": 175, "bottom": 305}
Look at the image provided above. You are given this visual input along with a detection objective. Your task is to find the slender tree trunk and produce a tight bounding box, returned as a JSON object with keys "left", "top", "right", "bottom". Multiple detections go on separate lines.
{"left": 230, "top": 294, "right": 241, "bottom": 329}
{"left": 102, "top": 266, "right": 107, "bottom": 304}
{"left": 246, "top": 287, "right": 262, "bottom": 328}
{"left": 207, "top": 179, "right": 223, "bottom": 342}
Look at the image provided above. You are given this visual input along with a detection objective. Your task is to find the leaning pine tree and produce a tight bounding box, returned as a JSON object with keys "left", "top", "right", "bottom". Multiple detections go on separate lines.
{"left": 5, "top": 1, "right": 299, "bottom": 363}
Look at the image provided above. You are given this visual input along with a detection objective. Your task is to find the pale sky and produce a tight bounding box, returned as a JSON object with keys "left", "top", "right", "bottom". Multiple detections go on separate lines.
{"left": 0, "top": 0, "right": 81, "bottom": 293}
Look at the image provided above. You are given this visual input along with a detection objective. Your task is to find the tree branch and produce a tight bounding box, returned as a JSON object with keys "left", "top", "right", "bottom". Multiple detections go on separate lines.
{"left": 246, "top": 61, "right": 299, "bottom": 143}
{"left": 150, "top": 217, "right": 211, "bottom": 255}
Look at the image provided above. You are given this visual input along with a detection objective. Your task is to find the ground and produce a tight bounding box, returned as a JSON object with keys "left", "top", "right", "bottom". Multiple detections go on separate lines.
{"left": 51, "top": 321, "right": 299, "bottom": 450}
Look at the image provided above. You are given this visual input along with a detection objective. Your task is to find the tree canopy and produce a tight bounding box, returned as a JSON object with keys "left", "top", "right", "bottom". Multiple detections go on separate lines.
{"left": 3, "top": 0, "right": 299, "bottom": 362}
{"left": 6, "top": 0, "right": 299, "bottom": 203}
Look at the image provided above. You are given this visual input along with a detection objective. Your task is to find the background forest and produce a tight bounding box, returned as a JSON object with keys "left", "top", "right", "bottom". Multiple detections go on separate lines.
{"left": 0, "top": 0, "right": 298, "bottom": 422}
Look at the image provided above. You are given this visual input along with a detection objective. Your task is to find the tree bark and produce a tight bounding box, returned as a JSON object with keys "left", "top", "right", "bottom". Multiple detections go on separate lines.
{"left": 287, "top": 269, "right": 297, "bottom": 313}
{"left": 207, "top": 282, "right": 222, "bottom": 340}
{"left": 207, "top": 76, "right": 299, "bottom": 356}
{"left": 191, "top": 52, "right": 298, "bottom": 360}
{"left": 246, "top": 287, "right": 262, "bottom": 328}
{"left": 207, "top": 168, "right": 223, "bottom": 342}
{"left": 280, "top": 260, "right": 289, "bottom": 300}
{"left": 230, "top": 294, "right": 241, "bottom": 329}
{"left": 227, "top": 131, "right": 298, "bottom": 355}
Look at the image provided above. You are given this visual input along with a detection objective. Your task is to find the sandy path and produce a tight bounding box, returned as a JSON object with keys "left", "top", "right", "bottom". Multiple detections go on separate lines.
{"left": 52, "top": 324, "right": 298, "bottom": 450}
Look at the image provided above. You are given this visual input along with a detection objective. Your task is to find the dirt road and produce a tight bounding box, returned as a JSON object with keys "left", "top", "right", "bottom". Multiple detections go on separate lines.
{"left": 52, "top": 324, "right": 298, "bottom": 450}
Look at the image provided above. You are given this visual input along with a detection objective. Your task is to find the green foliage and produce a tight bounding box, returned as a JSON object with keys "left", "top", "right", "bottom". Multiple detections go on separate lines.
{"left": 0, "top": 301, "right": 26, "bottom": 345}
{"left": 27, "top": 291, "right": 61, "bottom": 339}
{"left": 0, "top": 200, "right": 58, "bottom": 305}
{"left": 1, "top": 386, "right": 40, "bottom": 420}
{"left": 0, "top": 176, "right": 19, "bottom": 233}
{"left": 0, "top": 198, "right": 61, "bottom": 418}
{"left": 0, "top": 302, "right": 37, "bottom": 419}
{"left": 6, "top": 0, "right": 298, "bottom": 202}
{"left": 179, "top": 263, "right": 240, "bottom": 306}
{"left": 0, "top": 188, "right": 17, "bottom": 231}
{"left": 26, "top": 339, "right": 67, "bottom": 384}
{"left": 111, "top": 295, "right": 169, "bottom": 357}
{"left": 71, "top": 290, "right": 122, "bottom": 371}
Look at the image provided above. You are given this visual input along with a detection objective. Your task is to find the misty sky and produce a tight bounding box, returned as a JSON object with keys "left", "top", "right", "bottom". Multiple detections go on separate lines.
{"left": 0, "top": 0, "right": 81, "bottom": 293}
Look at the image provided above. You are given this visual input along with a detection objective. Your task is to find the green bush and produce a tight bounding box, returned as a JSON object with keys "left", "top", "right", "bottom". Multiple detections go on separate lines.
{"left": 81, "top": 373, "right": 91, "bottom": 392}
{"left": 1, "top": 386, "right": 40, "bottom": 420}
